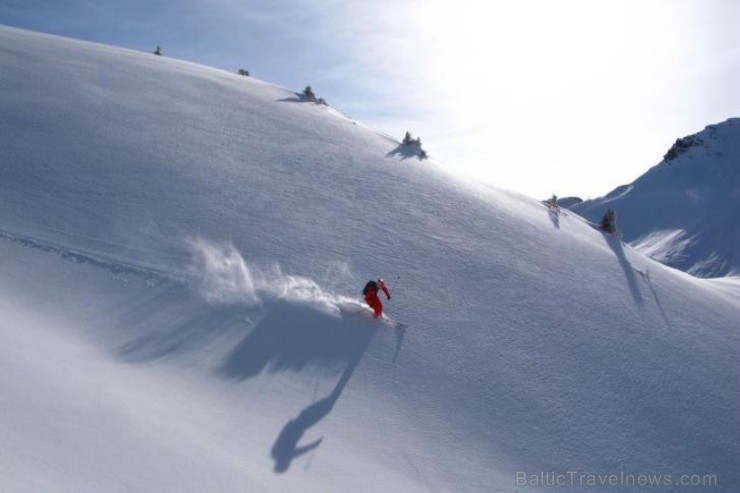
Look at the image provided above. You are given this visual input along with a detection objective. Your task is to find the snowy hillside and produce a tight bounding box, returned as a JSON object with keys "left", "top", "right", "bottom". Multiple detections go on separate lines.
{"left": 571, "top": 119, "right": 740, "bottom": 278}
{"left": 1, "top": 25, "right": 738, "bottom": 492}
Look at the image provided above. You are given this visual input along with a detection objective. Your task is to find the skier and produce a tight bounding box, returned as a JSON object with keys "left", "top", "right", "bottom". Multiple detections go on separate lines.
{"left": 362, "top": 278, "right": 391, "bottom": 319}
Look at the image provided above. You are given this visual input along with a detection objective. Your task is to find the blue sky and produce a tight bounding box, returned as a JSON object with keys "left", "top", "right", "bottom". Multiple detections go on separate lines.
{"left": 2, "top": 0, "right": 739, "bottom": 199}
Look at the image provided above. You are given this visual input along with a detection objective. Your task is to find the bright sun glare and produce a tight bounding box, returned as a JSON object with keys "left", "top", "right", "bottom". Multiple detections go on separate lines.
{"left": 380, "top": 0, "right": 716, "bottom": 199}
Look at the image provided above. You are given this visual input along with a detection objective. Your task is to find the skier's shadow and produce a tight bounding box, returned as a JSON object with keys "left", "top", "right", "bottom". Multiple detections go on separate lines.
{"left": 271, "top": 358, "right": 360, "bottom": 472}
{"left": 392, "top": 326, "right": 405, "bottom": 363}
{"left": 220, "top": 300, "right": 375, "bottom": 379}
{"left": 217, "top": 300, "right": 376, "bottom": 472}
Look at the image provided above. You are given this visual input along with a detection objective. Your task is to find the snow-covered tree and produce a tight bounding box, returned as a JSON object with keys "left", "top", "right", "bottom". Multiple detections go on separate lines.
{"left": 237, "top": 69, "right": 249, "bottom": 76}
{"left": 401, "top": 131, "right": 428, "bottom": 160}
{"left": 302, "top": 85, "right": 316, "bottom": 101}
{"left": 600, "top": 209, "right": 618, "bottom": 234}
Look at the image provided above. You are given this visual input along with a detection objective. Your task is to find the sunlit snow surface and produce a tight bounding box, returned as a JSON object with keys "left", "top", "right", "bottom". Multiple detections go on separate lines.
{"left": 0, "top": 26, "right": 738, "bottom": 492}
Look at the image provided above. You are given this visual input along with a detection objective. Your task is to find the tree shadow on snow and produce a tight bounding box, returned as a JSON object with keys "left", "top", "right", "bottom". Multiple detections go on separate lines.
{"left": 602, "top": 233, "right": 643, "bottom": 306}
{"left": 277, "top": 93, "right": 323, "bottom": 104}
{"left": 386, "top": 144, "right": 425, "bottom": 161}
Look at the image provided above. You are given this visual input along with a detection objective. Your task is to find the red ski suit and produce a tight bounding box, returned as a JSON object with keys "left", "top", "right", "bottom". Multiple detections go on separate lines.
{"left": 364, "top": 279, "right": 391, "bottom": 319}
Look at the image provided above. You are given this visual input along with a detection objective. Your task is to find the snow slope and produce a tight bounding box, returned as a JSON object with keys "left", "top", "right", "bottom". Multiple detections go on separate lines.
{"left": 0, "top": 25, "right": 738, "bottom": 492}
{"left": 571, "top": 120, "right": 740, "bottom": 278}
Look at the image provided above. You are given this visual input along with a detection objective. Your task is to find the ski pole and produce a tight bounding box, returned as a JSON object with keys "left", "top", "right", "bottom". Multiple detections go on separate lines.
{"left": 391, "top": 275, "right": 401, "bottom": 296}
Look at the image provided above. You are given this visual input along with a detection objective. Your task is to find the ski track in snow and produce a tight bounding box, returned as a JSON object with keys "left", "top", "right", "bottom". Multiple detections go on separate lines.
{"left": 0, "top": 227, "right": 380, "bottom": 325}
{"left": 0, "top": 228, "right": 175, "bottom": 282}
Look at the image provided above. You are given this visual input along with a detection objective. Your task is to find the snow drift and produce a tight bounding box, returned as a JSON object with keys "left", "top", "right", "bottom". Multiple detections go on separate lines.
{"left": 0, "top": 25, "right": 738, "bottom": 492}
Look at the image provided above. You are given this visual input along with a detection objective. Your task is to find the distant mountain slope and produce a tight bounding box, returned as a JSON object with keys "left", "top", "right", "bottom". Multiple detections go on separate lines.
{"left": 0, "top": 26, "right": 738, "bottom": 492}
{"left": 571, "top": 119, "right": 740, "bottom": 277}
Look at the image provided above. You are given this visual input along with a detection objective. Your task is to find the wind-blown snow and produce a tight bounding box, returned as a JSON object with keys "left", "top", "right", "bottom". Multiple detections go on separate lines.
{"left": 187, "top": 237, "right": 354, "bottom": 318}
{"left": 571, "top": 119, "right": 740, "bottom": 278}
{"left": 188, "top": 238, "right": 261, "bottom": 305}
{"left": 0, "top": 25, "right": 738, "bottom": 492}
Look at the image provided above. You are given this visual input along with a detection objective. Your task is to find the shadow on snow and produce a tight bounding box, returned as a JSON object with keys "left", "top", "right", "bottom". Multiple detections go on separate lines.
{"left": 277, "top": 93, "right": 326, "bottom": 105}
{"left": 601, "top": 232, "right": 644, "bottom": 306}
{"left": 386, "top": 144, "right": 425, "bottom": 161}
{"left": 115, "top": 288, "right": 379, "bottom": 474}
{"left": 270, "top": 352, "right": 364, "bottom": 472}
{"left": 219, "top": 300, "right": 377, "bottom": 473}
{"left": 219, "top": 300, "right": 376, "bottom": 380}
